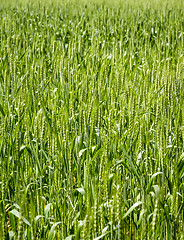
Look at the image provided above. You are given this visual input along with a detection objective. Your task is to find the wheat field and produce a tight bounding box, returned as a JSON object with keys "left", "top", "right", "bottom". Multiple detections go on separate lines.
{"left": 0, "top": 0, "right": 184, "bottom": 239}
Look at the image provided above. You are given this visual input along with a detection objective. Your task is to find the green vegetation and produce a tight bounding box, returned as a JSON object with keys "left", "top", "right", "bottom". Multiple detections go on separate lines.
{"left": 0, "top": 0, "right": 184, "bottom": 239}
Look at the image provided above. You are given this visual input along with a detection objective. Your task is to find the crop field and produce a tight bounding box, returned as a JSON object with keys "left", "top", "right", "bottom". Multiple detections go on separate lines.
{"left": 0, "top": 0, "right": 184, "bottom": 239}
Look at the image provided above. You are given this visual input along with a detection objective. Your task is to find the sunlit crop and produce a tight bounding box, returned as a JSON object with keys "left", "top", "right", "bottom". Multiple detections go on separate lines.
{"left": 0, "top": 0, "right": 184, "bottom": 239}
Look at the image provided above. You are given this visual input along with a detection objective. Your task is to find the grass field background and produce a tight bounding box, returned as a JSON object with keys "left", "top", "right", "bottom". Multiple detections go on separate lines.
{"left": 0, "top": 0, "right": 184, "bottom": 239}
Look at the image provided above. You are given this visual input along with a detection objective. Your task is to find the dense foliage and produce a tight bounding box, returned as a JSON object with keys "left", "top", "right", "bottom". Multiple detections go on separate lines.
{"left": 0, "top": 1, "right": 184, "bottom": 239}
